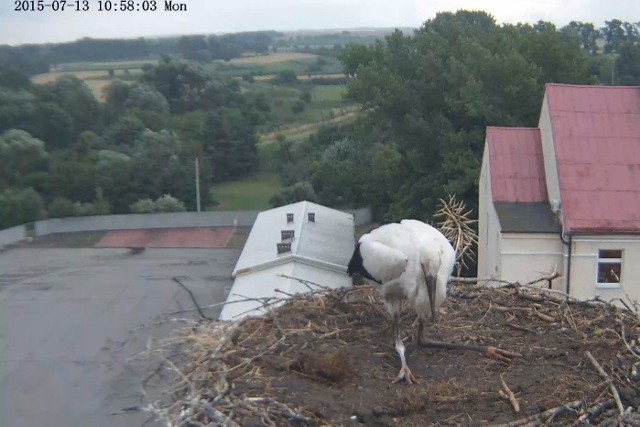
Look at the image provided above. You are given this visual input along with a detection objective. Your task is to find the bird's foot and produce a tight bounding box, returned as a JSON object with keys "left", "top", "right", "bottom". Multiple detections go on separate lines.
{"left": 392, "top": 366, "right": 419, "bottom": 384}
{"left": 485, "top": 346, "right": 522, "bottom": 364}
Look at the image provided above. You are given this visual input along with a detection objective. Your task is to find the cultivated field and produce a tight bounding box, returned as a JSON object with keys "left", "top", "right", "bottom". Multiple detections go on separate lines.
{"left": 218, "top": 52, "right": 319, "bottom": 65}
{"left": 31, "top": 59, "right": 154, "bottom": 99}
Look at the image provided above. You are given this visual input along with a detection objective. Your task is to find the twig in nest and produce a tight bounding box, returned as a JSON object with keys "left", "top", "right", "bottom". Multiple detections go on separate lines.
{"left": 492, "top": 400, "right": 584, "bottom": 427}
{"left": 574, "top": 399, "right": 615, "bottom": 425}
{"left": 171, "top": 277, "right": 212, "bottom": 320}
{"left": 584, "top": 350, "right": 625, "bottom": 415}
{"left": 499, "top": 374, "right": 520, "bottom": 413}
{"left": 277, "top": 274, "right": 332, "bottom": 291}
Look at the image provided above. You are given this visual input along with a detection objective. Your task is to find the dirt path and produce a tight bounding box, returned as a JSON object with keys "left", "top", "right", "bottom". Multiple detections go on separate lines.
{"left": 259, "top": 107, "right": 360, "bottom": 144}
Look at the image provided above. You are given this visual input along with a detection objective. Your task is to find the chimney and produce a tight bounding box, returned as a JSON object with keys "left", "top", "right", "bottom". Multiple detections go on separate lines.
{"left": 277, "top": 242, "right": 291, "bottom": 254}
{"left": 308, "top": 212, "right": 315, "bottom": 222}
{"left": 286, "top": 213, "right": 294, "bottom": 223}
{"left": 281, "top": 229, "right": 295, "bottom": 240}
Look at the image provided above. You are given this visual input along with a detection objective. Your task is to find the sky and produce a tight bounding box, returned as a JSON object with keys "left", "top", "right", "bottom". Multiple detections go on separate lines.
{"left": 0, "top": 0, "right": 637, "bottom": 45}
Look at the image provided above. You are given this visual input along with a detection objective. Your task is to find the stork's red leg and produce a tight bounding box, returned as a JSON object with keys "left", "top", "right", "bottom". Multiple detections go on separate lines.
{"left": 392, "top": 311, "right": 418, "bottom": 384}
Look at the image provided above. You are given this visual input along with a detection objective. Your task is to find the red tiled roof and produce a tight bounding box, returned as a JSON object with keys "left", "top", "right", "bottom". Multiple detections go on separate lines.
{"left": 545, "top": 84, "right": 640, "bottom": 233}
{"left": 486, "top": 127, "right": 548, "bottom": 203}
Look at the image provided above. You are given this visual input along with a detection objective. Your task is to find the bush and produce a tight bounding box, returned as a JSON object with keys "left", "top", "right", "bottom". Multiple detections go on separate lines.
{"left": 154, "top": 194, "right": 186, "bottom": 212}
{"left": 273, "top": 69, "right": 298, "bottom": 84}
{"left": 73, "top": 202, "right": 96, "bottom": 216}
{"left": 48, "top": 197, "right": 76, "bottom": 218}
{"left": 291, "top": 101, "right": 305, "bottom": 114}
{"left": 269, "top": 181, "right": 317, "bottom": 207}
{"left": 130, "top": 194, "right": 186, "bottom": 213}
{"left": 130, "top": 198, "right": 156, "bottom": 213}
{"left": 0, "top": 187, "right": 45, "bottom": 228}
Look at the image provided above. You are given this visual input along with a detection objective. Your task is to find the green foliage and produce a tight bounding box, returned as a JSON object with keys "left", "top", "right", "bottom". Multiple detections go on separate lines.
{"left": 43, "top": 75, "right": 101, "bottom": 134}
{"left": 154, "top": 194, "right": 187, "bottom": 212}
{"left": 129, "top": 198, "right": 156, "bottom": 213}
{"left": 273, "top": 69, "right": 298, "bottom": 84}
{"left": 47, "top": 197, "right": 76, "bottom": 218}
{"left": 0, "top": 187, "right": 45, "bottom": 228}
{"left": 102, "top": 115, "right": 145, "bottom": 148}
{"left": 616, "top": 42, "right": 640, "bottom": 85}
{"left": 308, "top": 10, "right": 600, "bottom": 221}
{"left": 124, "top": 84, "right": 169, "bottom": 113}
{"left": 291, "top": 100, "right": 305, "bottom": 114}
{"left": 0, "top": 129, "right": 49, "bottom": 188}
{"left": 141, "top": 57, "right": 243, "bottom": 114}
{"left": 130, "top": 194, "right": 186, "bottom": 213}
{"left": 269, "top": 181, "right": 317, "bottom": 207}
{"left": 202, "top": 109, "right": 258, "bottom": 181}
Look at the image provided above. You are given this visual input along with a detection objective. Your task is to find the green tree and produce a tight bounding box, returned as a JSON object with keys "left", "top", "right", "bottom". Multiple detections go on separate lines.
{"left": 124, "top": 83, "right": 169, "bottom": 113}
{"left": 0, "top": 129, "right": 49, "bottom": 188}
{"left": 616, "top": 42, "right": 640, "bottom": 85}
{"left": 43, "top": 75, "right": 101, "bottom": 134}
{"left": 93, "top": 150, "right": 133, "bottom": 212}
{"left": 102, "top": 115, "right": 145, "bottom": 148}
{"left": 129, "top": 129, "right": 194, "bottom": 208}
{"left": 337, "top": 10, "right": 593, "bottom": 221}
{"left": 339, "top": 43, "right": 375, "bottom": 76}
{"left": 0, "top": 187, "right": 45, "bottom": 228}
{"left": 201, "top": 108, "right": 258, "bottom": 181}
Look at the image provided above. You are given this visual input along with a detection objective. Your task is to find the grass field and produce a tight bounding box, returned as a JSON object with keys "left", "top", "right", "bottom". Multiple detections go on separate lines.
{"left": 214, "top": 54, "right": 343, "bottom": 77}
{"left": 209, "top": 173, "right": 282, "bottom": 211}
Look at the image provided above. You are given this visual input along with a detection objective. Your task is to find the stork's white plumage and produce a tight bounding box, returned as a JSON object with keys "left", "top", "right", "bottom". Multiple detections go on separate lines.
{"left": 348, "top": 219, "right": 518, "bottom": 383}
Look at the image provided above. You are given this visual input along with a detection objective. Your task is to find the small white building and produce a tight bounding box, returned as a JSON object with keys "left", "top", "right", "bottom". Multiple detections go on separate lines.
{"left": 219, "top": 201, "right": 355, "bottom": 321}
{"left": 479, "top": 84, "right": 640, "bottom": 305}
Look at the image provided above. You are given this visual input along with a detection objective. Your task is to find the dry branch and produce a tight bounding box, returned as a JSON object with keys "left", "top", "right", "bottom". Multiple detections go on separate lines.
{"left": 585, "top": 350, "right": 625, "bottom": 415}
{"left": 499, "top": 374, "right": 520, "bottom": 413}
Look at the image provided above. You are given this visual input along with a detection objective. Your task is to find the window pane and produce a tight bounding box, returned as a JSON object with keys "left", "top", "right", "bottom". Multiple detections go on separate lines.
{"left": 599, "top": 249, "right": 622, "bottom": 259}
{"left": 598, "top": 262, "right": 621, "bottom": 283}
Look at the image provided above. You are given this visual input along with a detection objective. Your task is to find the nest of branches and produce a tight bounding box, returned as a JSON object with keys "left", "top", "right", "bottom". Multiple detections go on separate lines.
{"left": 141, "top": 280, "right": 640, "bottom": 427}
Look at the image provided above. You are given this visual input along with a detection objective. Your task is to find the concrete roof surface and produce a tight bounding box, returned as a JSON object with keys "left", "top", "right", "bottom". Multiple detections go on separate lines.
{"left": 0, "top": 247, "right": 239, "bottom": 427}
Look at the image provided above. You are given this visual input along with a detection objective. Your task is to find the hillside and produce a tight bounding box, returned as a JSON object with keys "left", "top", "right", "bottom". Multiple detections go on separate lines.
{"left": 142, "top": 281, "right": 640, "bottom": 426}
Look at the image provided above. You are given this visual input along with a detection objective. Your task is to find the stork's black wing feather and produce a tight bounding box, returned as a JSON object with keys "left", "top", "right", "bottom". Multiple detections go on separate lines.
{"left": 347, "top": 243, "right": 381, "bottom": 284}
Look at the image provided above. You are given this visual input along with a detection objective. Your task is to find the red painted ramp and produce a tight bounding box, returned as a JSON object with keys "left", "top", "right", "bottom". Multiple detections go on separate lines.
{"left": 95, "top": 227, "right": 235, "bottom": 248}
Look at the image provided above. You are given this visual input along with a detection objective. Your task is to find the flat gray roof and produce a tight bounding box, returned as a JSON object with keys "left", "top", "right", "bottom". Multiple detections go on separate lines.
{"left": 0, "top": 246, "right": 239, "bottom": 427}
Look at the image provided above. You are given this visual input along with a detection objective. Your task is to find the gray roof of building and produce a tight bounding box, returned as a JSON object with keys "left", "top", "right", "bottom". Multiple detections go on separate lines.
{"left": 494, "top": 202, "right": 561, "bottom": 233}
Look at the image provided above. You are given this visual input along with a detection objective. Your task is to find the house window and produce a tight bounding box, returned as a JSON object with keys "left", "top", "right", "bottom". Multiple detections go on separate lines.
{"left": 597, "top": 249, "right": 622, "bottom": 287}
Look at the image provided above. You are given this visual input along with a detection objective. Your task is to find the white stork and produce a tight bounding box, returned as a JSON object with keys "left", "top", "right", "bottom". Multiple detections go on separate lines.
{"left": 347, "top": 219, "right": 519, "bottom": 383}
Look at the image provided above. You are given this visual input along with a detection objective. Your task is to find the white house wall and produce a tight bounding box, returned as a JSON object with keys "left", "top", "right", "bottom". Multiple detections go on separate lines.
{"left": 478, "top": 142, "right": 502, "bottom": 280}
{"left": 500, "top": 233, "right": 564, "bottom": 289}
{"left": 568, "top": 235, "right": 640, "bottom": 306}
{"left": 538, "top": 95, "right": 561, "bottom": 209}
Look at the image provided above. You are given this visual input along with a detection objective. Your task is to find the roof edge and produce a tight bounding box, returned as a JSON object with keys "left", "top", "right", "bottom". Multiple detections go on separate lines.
{"left": 233, "top": 254, "right": 347, "bottom": 277}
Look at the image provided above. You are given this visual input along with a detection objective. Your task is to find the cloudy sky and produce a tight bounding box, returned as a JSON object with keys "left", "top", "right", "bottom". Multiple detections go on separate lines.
{"left": 0, "top": 0, "right": 637, "bottom": 45}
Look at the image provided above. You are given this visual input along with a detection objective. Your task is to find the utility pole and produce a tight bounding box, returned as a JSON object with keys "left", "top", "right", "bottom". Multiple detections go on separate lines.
{"left": 195, "top": 157, "right": 201, "bottom": 212}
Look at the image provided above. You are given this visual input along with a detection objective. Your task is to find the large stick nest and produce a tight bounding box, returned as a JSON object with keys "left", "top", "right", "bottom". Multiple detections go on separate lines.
{"left": 143, "top": 282, "right": 640, "bottom": 426}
